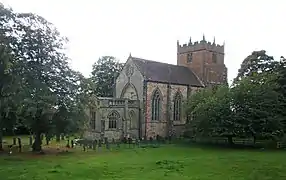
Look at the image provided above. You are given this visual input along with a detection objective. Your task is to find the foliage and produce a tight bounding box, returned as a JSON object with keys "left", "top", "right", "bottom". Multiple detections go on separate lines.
{"left": 91, "top": 56, "right": 123, "bottom": 97}
{"left": 233, "top": 50, "right": 279, "bottom": 84}
{"left": 0, "top": 3, "right": 95, "bottom": 151}
{"left": 185, "top": 50, "right": 286, "bottom": 144}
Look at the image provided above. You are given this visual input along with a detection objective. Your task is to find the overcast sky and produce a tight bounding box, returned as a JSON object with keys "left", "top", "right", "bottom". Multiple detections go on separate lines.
{"left": 2, "top": 0, "right": 285, "bottom": 83}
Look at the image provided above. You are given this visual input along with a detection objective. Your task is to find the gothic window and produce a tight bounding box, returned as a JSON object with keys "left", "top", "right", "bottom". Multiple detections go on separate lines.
{"left": 212, "top": 53, "right": 217, "bottom": 63}
{"left": 129, "top": 110, "right": 137, "bottom": 129}
{"left": 187, "top": 53, "right": 193, "bottom": 63}
{"left": 90, "top": 109, "right": 96, "bottom": 130}
{"left": 108, "top": 111, "right": 120, "bottom": 129}
{"left": 151, "top": 89, "right": 162, "bottom": 121}
{"left": 173, "top": 92, "right": 182, "bottom": 121}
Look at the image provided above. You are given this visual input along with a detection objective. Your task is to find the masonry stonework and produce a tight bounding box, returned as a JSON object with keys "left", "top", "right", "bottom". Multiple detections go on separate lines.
{"left": 85, "top": 35, "right": 226, "bottom": 140}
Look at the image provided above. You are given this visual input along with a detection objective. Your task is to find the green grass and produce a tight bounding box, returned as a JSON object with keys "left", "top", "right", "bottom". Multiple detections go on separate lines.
{"left": 0, "top": 144, "right": 286, "bottom": 180}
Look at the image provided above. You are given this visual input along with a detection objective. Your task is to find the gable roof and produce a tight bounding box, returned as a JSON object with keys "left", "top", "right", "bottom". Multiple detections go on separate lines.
{"left": 131, "top": 57, "right": 204, "bottom": 87}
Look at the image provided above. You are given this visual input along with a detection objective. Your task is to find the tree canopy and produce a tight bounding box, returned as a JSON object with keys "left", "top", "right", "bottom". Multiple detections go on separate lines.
{"left": 185, "top": 50, "right": 286, "bottom": 145}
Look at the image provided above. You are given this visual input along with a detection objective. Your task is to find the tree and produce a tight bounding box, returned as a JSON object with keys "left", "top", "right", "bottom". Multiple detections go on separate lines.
{"left": 7, "top": 11, "right": 73, "bottom": 152}
{"left": 185, "top": 86, "right": 236, "bottom": 145}
{"left": 91, "top": 56, "right": 123, "bottom": 97}
{"left": 232, "top": 73, "right": 284, "bottom": 142}
{"left": 233, "top": 50, "right": 279, "bottom": 84}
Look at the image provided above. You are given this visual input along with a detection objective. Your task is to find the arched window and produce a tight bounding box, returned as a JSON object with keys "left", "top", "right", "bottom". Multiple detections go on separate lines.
{"left": 108, "top": 111, "right": 120, "bottom": 129}
{"left": 173, "top": 92, "right": 182, "bottom": 121}
{"left": 129, "top": 110, "right": 137, "bottom": 129}
{"left": 152, "top": 89, "right": 161, "bottom": 121}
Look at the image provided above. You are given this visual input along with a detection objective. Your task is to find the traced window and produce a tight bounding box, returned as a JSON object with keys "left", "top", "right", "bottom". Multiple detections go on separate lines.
{"left": 173, "top": 92, "right": 182, "bottom": 121}
{"left": 187, "top": 53, "right": 193, "bottom": 63}
{"left": 151, "top": 89, "right": 162, "bottom": 121}
{"left": 108, "top": 111, "right": 120, "bottom": 129}
{"left": 90, "top": 110, "right": 96, "bottom": 130}
{"left": 212, "top": 52, "right": 217, "bottom": 63}
{"left": 129, "top": 110, "right": 137, "bottom": 129}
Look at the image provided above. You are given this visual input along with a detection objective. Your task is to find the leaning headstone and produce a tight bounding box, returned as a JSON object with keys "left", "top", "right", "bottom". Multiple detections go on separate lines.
{"left": 13, "top": 137, "right": 16, "bottom": 145}
{"left": 17, "top": 137, "right": 22, "bottom": 152}
{"left": 71, "top": 140, "right": 74, "bottom": 148}
{"left": 29, "top": 136, "right": 33, "bottom": 146}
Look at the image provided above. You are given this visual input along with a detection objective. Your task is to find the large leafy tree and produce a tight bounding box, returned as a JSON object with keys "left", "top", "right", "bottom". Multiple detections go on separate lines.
{"left": 0, "top": 4, "right": 78, "bottom": 151}
{"left": 233, "top": 50, "right": 279, "bottom": 84}
{"left": 0, "top": 4, "right": 22, "bottom": 151}
{"left": 91, "top": 56, "right": 123, "bottom": 97}
{"left": 185, "top": 86, "right": 236, "bottom": 144}
{"left": 232, "top": 73, "right": 284, "bottom": 141}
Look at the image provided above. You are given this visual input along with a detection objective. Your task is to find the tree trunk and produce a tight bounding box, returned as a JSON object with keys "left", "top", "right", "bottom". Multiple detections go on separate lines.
{"left": 253, "top": 136, "right": 256, "bottom": 145}
{"left": 0, "top": 130, "right": 3, "bottom": 151}
{"left": 227, "top": 136, "right": 234, "bottom": 146}
{"left": 56, "top": 133, "right": 60, "bottom": 142}
{"left": 32, "top": 132, "right": 42, "bottom": 152}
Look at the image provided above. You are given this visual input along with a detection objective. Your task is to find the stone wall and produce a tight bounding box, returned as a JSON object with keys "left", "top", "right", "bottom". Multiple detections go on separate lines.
{"left": 145, "top": 82, "right": 168, "bottom": 138}
{"left": 85, "top": 98, "right": 140, "bottom": 140}
{"left": 115, "top": 57, "right": 144, "bottom": 100}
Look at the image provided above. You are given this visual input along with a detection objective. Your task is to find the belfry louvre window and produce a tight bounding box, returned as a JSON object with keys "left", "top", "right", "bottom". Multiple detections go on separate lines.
{"left": 151, "top": 89, "right": 161, "bottom": 121}
{"left": 187, "top": 53, "right": 193, "bottom": 63}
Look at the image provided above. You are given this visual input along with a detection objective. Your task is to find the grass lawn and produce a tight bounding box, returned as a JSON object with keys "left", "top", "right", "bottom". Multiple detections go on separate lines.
{"left": 0, "top": 144, "right": 285, "bottom": 180}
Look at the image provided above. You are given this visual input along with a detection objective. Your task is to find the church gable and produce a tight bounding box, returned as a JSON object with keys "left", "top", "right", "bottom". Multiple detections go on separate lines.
{"left": 115, "top": 56, "right": 144, "bottom": 100}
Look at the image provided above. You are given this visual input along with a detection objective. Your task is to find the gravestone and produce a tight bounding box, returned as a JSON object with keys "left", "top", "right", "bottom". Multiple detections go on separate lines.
{"left": 149, "top": 137, "right": 153, "bottom": 146}
{"left": 98, "top": 139, "right": 102, "bottom": 152}
{"left": 83, "top": 140, "right": 87, "bottom": 151}
{"left": 29, "top": 136, "right": 33, "bottom": 146}
{"left": 71, "top": 140, "right": 74, "bottom": 148}
{"left": 17, "top": 137, "right": 22, "bottom": 152}
{"left": 13, "top": 138, "right": 16, "bottom": 145}
{"left": 92, "top": 140, "right": 97, "bottom": 150}
{"left": 116, "top": 140, "right": 120, "bottom": 149}
{"left": 88, "top": 140, "right": 92, "bottom": 149}
{"left": 8, "top": 145, "right": 13, "bottom": 155}
{"left": 66, "top": 140, "right": 70, "bottom": 148}
{"left": 135, "top": 139, "right": 140, "bottom": 148}
{"left": 105, "top": 138, "right": 110, "bottom": 150}
{"left": 128, "top": 137, "right": 132, "bottom": 148}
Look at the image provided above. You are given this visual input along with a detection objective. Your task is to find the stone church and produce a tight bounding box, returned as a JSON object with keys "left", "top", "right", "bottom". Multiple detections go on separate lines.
{"left": 84, "top": 36, "right": 228, "bottom": 140}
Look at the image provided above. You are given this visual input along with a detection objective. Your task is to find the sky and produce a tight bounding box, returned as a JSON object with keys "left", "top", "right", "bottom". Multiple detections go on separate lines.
{"left": 2, "top": 0, "right": 286, "bottom": 84}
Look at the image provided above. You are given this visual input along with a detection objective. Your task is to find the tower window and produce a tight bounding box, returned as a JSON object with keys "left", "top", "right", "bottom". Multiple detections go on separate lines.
{"left": 212, "top": 53, "right": 217, "bottom": 63}
{"left": 187, "top": 53, "right": 193, "bottom": 63}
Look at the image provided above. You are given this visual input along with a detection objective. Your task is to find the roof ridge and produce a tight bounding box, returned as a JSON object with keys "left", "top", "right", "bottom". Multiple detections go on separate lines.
{"left": 132, "top": 56, "right": 180, "bottom": 67}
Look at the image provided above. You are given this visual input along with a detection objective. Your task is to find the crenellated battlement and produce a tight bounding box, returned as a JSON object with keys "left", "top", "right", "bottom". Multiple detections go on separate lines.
{"left": 177, "top": 35, "right": 224, "bottom": 54}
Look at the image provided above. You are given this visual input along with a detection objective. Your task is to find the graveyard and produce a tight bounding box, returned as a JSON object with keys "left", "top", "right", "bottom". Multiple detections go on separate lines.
{"left": 0, "top": 136, "right": 286, "bottom": 180}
